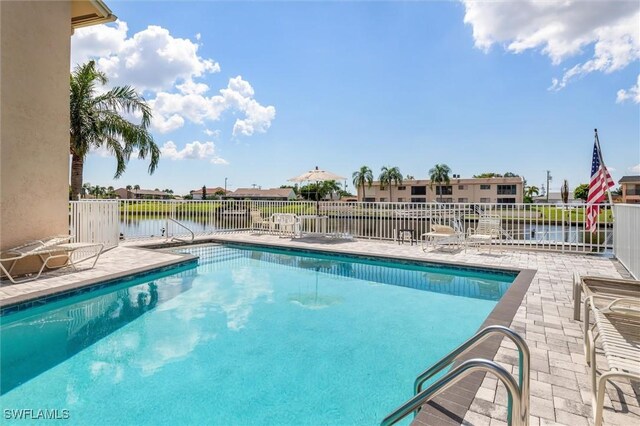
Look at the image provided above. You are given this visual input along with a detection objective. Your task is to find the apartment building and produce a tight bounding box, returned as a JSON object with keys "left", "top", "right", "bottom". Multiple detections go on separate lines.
{"left": 619, "top": 176, "right": 640, "bottom": 204}
{"left": 358, "top": 177, "right": 524, "bottom": 203}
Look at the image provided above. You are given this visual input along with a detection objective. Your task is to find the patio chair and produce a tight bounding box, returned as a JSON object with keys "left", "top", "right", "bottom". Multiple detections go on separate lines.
{"left": 465, "top": 215, "right": 502, "bottom": 252}
{"left": 573, "top": 273, "right": 640, "bottom": 320}
{"left": 421, "top": 218, "right": 464, "bottom": 252}
{"left": 273, "top": 214, "right": 301, "bottom": 238}
{"left": 249, "top": 209, "right": 272, "bottom": 233}
{"left": 585, "top": 297, "right": 640, "bottom": 426}
{"left": 0, "top": 236, "right": 104, "bottom": 284}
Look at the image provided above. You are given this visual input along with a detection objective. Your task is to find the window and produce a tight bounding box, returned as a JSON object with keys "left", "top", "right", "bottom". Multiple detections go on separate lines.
{"left": 397, "top": 186, "right": 406, "bottom": 191}
{"left": 411, "top": 186, "right": 427, "bottom": 195}
{"left": 480, "top": 197, "right": 491, "bottom": 203}
{"left": 480, "top": 184, "right": 491, "bottom": 190}
{"left": 497, "top": 184, "right": 517, "bottom": 195}
{"left": 397, "top": 198, "right": 404, "bottom": 202}
{"left": 441, "top": 197, "right": 453, "bottom": 203}
{"left": 627, "top": 184, "right": 640, "bottom": 196}
{"left": 435, "top": 186, "right": 453, "bottom": 195}
{"left": 363, "top": 197, "right": 375, "bottom": 202}
{"left": 458, "top": 197, "right": 468, "bottom": 203}
{"left": 458, "top": 185, "right": 466, "bottom": 190}
{"left": 411, "top": 197, "right": 426, "bottom": 203}
{"left": 497, "top": 197, "right": 516, "bottom": 204}
{"left": 379, "top": 197, "right": 387, "bottom": 202}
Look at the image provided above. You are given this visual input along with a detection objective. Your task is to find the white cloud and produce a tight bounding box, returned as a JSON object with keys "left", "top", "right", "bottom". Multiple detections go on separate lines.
{"left": 462, "top": 0, "right": 640, "bottom": 91}
{"left": 72, "top": 21, "right": 220, "bottom": 92}
{"left": 151, "top": 113, "right": 185, "bottom": 134}
{"left": 616, "top": 74, "right": 640, "bottom": 104}
{"left": 71, "top": 21, "right": 276, "bottom": 137}
{"left": 204, "top": 129, "right": 221, "bottom": 138}
{"left": 160, "top": 140, "right": 227, "bottom": 164}
{"left": 150, "top": 76, "right": 276, "bottom": 136}
{"left": 629, "top": 164, "right": 640, "bottom": 173}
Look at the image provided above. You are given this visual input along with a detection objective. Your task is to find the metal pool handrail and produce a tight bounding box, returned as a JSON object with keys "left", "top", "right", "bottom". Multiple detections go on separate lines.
{"left": 413, "top": 325, "right": 530, "bottom": 424}
{"left": 383, "top": 325, "right": 531, "bottom": 425}
{"left": 381, "top": 358, "right": 524, "bottom": 426}
{"left": 167, "top": 218, "right": 195, "bottom": 243}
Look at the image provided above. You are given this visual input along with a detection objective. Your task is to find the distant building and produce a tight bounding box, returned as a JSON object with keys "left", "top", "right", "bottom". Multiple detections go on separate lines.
{"left": 358, "top": 177, "right": 524, "bottom": 203}
{"left": 227, "top": 188, "right": 297, "bottom": 201}
{"left": 619, "top": 176, "right": 640, "bottom": 204}
{"left": 533, "top": 191, "right": 580, "bottom": 204}
{"left": 189, "top": 187, "right": 227, "bottom": 200}
{"left": 114, "top": 188, "right": 173, "bottom": 200}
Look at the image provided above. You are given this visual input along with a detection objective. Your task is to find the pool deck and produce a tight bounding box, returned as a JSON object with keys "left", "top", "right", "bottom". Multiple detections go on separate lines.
{"left": 1, "top": 233, "right": 638, "bottom": 425}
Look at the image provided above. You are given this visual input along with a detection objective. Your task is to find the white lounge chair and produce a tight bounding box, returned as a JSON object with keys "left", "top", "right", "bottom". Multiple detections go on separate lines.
{"left": 585, "top": 297, "right": 640, "bottom": 426}
{"left": 465, "top": 215, "right": 502, "bottom": 252}
{"left": 0, "top": 236, "right": 103, "bottom": 284}
{"left": 573, "top": 273, "right": 640, "bottom": 320}
{"left": 421, "top": 218, "right": 464, "bottom": 252}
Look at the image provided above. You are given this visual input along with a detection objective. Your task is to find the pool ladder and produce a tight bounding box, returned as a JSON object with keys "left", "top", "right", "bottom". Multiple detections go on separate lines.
{"left": 381, "top": 325, "right": 530, "bottom": 426}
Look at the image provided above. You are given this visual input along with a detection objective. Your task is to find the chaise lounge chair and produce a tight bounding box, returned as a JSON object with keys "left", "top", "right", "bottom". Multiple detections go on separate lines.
{"left": 573, "top": 273, "right": 640, "bottom": 320}
{"left": 421, "top": 220, "right": 464, "bottom": 252}
{"left": 465, "top": 215, "right": 502, "bottom": 252}
{"left": 585, "top": 297, "right": 640, "bottom": 426}
{"left": 0, "top": 236, "right": 104, "bottom": 284}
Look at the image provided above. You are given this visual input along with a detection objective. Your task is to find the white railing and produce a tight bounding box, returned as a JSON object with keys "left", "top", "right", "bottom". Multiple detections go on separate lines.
{"left": 70, "top": 200, "right": 120, "bottom": 250}
{"left": 71, "top": 200, "right": 616, "bottom": 253}
{"left": 613, "top": 204, "right": 640, "bottom": 279}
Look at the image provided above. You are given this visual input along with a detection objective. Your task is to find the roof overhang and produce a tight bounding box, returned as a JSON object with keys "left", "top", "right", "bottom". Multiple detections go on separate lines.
{"left": 71, "top": 0, "right": 116, "bottom": 30}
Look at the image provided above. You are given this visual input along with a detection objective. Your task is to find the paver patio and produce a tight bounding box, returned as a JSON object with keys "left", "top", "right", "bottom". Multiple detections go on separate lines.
{"left": 1, "top": 232, "right": 638, "bottom": 425}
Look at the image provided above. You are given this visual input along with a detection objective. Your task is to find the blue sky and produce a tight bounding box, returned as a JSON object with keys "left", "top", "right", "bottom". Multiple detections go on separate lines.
{"left": 72, "top": 1, "right": 640, "bottom": 195}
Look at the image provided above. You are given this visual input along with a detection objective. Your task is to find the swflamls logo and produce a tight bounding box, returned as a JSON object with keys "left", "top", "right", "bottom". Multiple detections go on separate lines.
{"left": 3, "top": 409, "right": 70, "bottom": 420}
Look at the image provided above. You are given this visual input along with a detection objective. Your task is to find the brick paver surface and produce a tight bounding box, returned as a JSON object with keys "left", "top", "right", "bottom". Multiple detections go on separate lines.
{"left": 2, "top": 233, "right": 638, "bottom": 425}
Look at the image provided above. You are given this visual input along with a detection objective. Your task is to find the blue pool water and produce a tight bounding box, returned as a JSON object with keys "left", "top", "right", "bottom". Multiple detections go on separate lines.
{"left": 0, "top": 244, "right": 515, "bottom": 425}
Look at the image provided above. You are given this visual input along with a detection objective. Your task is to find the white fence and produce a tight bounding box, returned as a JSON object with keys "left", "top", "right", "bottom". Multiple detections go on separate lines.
{"left": 70, "top": 200, "right": 120, "bottom": 250}
{"left": 613, "top": 204, "right": 640, "bottom": 279}
{"left": 72, "top": 199, "right": 616, "bottom": 254}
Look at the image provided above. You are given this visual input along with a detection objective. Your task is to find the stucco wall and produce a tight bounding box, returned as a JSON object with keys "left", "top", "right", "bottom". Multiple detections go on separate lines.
{"left": 0, "top": 1, "right": 71, "bottom": 250}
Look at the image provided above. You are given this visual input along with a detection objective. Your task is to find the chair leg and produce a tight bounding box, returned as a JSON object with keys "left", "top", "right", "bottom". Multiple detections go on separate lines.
{"left": 594, "top": 374, "right": 607, "bottom": 426}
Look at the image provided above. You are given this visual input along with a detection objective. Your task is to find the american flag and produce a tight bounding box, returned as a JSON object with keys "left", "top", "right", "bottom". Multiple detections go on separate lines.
{"left": 585, "top": 132, "right": 614, "bottom": 233}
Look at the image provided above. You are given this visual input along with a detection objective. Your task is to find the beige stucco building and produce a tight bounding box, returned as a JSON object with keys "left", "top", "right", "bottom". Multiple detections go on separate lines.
{"left": 357, "top": 177, "right": 524, "bottom": 203}
{"left": 0, "top": 1, "right": 115, "bottom": 251}
{"left": 619, "top": 176, "right": 640, "bottom": 204}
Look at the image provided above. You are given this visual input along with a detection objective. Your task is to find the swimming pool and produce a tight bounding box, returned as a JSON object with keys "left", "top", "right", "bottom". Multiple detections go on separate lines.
{"left": 1, "top": 244, "right": 516, "bottom": 425}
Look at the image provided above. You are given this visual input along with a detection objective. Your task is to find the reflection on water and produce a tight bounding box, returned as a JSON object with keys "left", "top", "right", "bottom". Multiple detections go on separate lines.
{"left": 181, "top": 244, "right": 514, "bottom": 301}
{"left": 0, "top": 269, "right": 196, "bottom": 394}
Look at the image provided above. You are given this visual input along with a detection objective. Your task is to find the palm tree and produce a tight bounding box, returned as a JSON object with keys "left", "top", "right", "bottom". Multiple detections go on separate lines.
{"left": 524, "top": 185, "right": 540, "bottom": 203}
{"left": 320, "top": 180, "right": 341, "bottom": 200}
{"left": 82, "top": 182, "right": 92, "bottom": 198}
{"left": 134, "top": 184, "right": 141, "bottom": 190}
{"left": 126, "top": 184, "right": 132, "bottom": 190}
{"left": 429, "top": 164, "right": 451, "bottom": 202}
{"left": 352, "top": 166, "right": 373, "bottom": 201}
{"left": 70, "top": 61, "right": 160, "bottom": 200}
{"left": 379, "top": 166, "right": 403, "bottom": 201}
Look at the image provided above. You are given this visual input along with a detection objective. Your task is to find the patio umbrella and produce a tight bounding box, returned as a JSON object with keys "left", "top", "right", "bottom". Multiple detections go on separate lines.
{"left": 288, "top": 166, "right": 346, "bottom": 214}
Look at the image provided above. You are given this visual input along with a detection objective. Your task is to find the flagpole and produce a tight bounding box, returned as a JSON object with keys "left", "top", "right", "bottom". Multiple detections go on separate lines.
{"left": 594, "top": 128, "right": 615, "bottom": 217}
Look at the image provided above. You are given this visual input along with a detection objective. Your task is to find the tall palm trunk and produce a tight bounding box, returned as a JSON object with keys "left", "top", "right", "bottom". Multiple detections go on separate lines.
{"left": 361, "top": 183, "right": 365, "bottom": 201}
{"left": 389, "top": 186, "right": 392, "bottom": 202}
{"left": 70, "top": 153, "right": 84, "bottom": 200}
